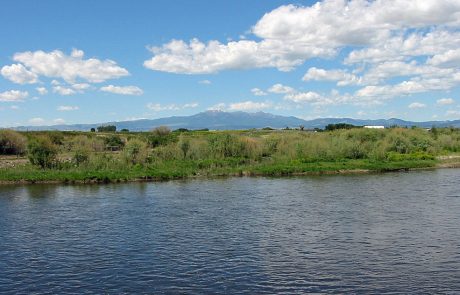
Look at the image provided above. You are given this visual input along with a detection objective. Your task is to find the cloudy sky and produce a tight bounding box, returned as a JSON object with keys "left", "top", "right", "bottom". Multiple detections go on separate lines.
{"left": 1, "top": 0, "right": 460, "bottom": 127}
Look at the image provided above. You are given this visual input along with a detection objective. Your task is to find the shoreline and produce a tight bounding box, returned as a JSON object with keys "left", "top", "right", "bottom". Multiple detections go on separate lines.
{"left": 1, "top": 161, "right": 458, "bottom": 186}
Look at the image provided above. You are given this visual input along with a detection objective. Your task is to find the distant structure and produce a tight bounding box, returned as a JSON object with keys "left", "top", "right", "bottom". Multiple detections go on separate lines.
{"left": 364, "top": 125, "right": 385, "bottom": 129}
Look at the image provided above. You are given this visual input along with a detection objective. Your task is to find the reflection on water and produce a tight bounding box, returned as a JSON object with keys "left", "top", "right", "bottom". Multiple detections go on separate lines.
{"left": 0, "top": 170, "right": 459, "bottom": 293}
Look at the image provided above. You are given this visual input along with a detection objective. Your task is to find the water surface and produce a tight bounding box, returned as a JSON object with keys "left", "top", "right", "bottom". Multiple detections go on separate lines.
{"left": 1, "top": 169, "right": 459, "bottom": 294}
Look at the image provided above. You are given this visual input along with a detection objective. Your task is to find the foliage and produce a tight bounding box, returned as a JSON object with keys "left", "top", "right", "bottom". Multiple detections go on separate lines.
{"left": 27, "top": 136, "right": 58, "bottom": 168}
{"left": 0, "top": 129, "right": 26, "bottom": 155}
{"left": 97, "top": 125, "right": 116, "bottom": 132}
{"left": 123, "top": 139, "right": 149, "bottom": 165}
{"left": 1, "top": 127, "right": 460, "bottom": 183}
{"left": 152, "top": 126, "right": 171, "bottom": 136}
{"left": 325, "top": 123, "right": 361, "bottom": 131}
{"left": 104, "top": 135, "right": 124, "bottom": 150}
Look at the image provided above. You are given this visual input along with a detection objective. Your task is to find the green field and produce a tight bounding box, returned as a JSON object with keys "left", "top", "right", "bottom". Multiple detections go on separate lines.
{"left": 1, "top": 126, "right": 459, "bottom": 184}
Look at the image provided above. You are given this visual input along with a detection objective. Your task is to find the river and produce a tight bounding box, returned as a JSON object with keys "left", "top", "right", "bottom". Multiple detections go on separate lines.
{"left": 1, "top": 169, "right": 459, "bottom": 294}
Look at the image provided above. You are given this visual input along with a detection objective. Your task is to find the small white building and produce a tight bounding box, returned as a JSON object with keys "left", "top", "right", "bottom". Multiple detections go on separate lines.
{"left": 364, "top": 125, "right": 385, "bottom": 129}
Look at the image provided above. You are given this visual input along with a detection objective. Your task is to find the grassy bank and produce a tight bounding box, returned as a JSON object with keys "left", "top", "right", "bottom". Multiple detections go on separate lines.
{"left": 0, "top": 126, "right": 459, "bottom": 184}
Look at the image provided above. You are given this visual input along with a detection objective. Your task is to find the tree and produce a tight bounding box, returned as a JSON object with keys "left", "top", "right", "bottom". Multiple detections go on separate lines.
{"left": 299, "top": 125, "right": 305, "bottom": 131}
{"left": 97, "top": 125, "right": 116, "bottom": 132}
{"left": 90, "top": 128, "right": 96, "bottom": 132}
{"left": 27, "top": 136, "right": 58, "bottom": 168}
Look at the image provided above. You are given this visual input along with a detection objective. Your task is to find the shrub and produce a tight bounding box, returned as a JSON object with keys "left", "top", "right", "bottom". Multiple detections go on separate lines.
{"left": 27, "top": 136, "right": 58, "bottom": 168}
{"left": 152, "top": 126, "right": 171, "bottom": 136}
{"left": 0, "top": 129, "right": 27, "bottom": 155}
{"left": 104, "top": 135, "right": 124, "bottom": 150}
{"left": 178, "top": 135, "right": 190, "bottom": 159}
{"left": 123, "top": 139, "right": 149, "bottom": 165}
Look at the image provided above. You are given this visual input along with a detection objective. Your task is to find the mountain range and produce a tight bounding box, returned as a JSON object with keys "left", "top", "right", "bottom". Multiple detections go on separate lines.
{"left": 11, "top": 111, "right": 460, "bottom": 131}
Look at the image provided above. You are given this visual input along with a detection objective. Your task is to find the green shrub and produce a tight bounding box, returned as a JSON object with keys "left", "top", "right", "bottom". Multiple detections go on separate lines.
{"left": 0, "top": 129, "right": 27, "bottom": 155}
{"left": 27, "top": 136, "right": 58, "bottom": 168}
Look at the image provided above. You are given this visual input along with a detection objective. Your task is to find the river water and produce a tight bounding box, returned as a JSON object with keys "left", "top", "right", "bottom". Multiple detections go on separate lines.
{"left": 1, "top": 169, "right": 459, "bottom": 294}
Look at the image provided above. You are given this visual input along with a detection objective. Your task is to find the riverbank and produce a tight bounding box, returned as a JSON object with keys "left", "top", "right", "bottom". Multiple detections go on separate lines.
{"left": 1, "top": 127, "right": 460, "bottom": 184}
{"left": 1, "top": 157, "right": 458, "bottom": 185}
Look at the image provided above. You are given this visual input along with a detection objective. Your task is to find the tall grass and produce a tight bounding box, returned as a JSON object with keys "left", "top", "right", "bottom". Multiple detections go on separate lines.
{"left": 1, "top": 127, "right": 459, "bottom": 182}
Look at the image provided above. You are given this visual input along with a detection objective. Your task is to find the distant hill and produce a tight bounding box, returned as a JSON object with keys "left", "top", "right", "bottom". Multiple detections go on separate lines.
{"left": 11, "top": 110, "right": 460, "bottom": 131}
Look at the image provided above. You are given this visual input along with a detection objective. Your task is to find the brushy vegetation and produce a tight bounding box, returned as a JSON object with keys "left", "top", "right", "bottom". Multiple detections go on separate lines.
{"left": 0, "top": 126, "right": 459, "bottom": 183}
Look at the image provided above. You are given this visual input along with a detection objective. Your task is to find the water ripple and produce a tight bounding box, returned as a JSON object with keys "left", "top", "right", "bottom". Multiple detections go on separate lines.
{"left": 1, "top": 169, "right": 460, "bottom": 294}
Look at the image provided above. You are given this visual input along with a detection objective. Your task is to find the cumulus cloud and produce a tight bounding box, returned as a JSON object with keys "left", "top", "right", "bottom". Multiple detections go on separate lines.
{"left": 284, "top": 91, "right": 322, "bottom": 103}
{"left": 268, "top": 83, "right": 294, "bottom": 94}
{"left": 100, "top": 85, "right": 143, "bottom": 95}
{"left": 144, "top": 1, "right": 460, "bottom": 74}
{"left": 437, "top": 98, "right": 455, "bottom": 105}
{"left": 36, "top": 87, "right": 48, "bottom": 95}
{"left": 1, "top": 63, "right": 38, "bottom": 84}
{"left": 408, "top": 102, "right": 427, "bottom": 109}
{"left": 0, "top": 90, "right": 28, "bottom": 102}
{"left": 3, "top": 49, "right": 129, "bottom": 84}
{"left": 251, "top": 88, "right": 267, "bottom": 96}
{"left": 72, "top": 83, "right": 91, "bottom": 90}
{"left": 57, "top": 105, "right": 79, "bottom": 111}
{"left": 228, "top": 101, "right": 272, "bottom": 111}
{"left": 140, "top": 0, "right": 460, "bottom": 108}
{"left": 303, "top": 67, "right": 361, "bottom": 86}
{"left": 147, "top": 102, "right": 198, "bottom": 111}
{"left": 53, "top": 86, "right": 76, "bottom": 96}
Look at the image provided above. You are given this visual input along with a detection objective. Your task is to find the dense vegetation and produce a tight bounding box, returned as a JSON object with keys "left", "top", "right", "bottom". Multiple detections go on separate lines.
{"left": 0, "top": 126, "right": 459, "bottom": 183}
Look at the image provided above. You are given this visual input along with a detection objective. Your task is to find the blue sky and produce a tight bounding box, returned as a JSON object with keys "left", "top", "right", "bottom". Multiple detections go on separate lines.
{"left": 1, "top": 0, "right": 460, "bottom": 127}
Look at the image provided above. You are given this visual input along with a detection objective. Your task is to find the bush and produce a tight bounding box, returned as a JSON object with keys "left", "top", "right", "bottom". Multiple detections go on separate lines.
{"left": 104, "top": 135, "right": 124, "bottom": 150}
{"left": 0, "top": 129, "right": 27, "bottom": 155}
{"left": 152, "top": 126, "right": 171, "bottom": 136}
{"left": 27, "top": 136, "right": 58, "bottom": 168}
{"left": 123, "top": 139, "right": 149, "bottom": 165}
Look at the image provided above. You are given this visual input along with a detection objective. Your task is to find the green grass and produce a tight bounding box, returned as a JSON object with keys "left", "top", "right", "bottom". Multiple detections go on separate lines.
{"left": 1, "top": 127, "right": 459, "bottom": 184}
{"left": 0, "top": 158, "right": 438, "bottom": 184}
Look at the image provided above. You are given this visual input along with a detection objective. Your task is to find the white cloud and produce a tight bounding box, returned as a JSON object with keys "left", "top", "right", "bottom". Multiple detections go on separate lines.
{"left": 57, "top": 105, "right": 79, "bottom": 111}
{"left": 427, "top": 49, "right": 460, "bottom": 68}
{"left": 144, "top": 1, "right": 460, "bottom": 74}
{"left": 228, "top": 101, "right": 272, "bottom": 111}
{"left": 1, "top": 63, "right": 38, "bottom": 84}
{"left": 6, "top": 49, "right": 129, "bottom": 83}
{"left": 207, "top": 103, "right": 227, "bottom": 111}
{"left": 28, "top": 117, "right": 45, "bottom": 125}
{"left": 268, "top": 83, "right": 294, "bottom": 94}
{"left": 198, "top": 79, "right": 211, "bottom": 84}
{"left": 302, "top": 67, "right": 361, "bottom": 86}
{"left": 147, "top": 102, "right": 198, "bottom": 111}
{"left": 408, "top": 102, "right": 426, "bottom": 109}
{"left": 36, "top": 87, "right": 48, "bottom": 95}
{"left": 284, "top": 91, "right": 322, "bottom": 103}
{"left": 72, "top": 83, "right": 90, "bottom": 90}
{"left": 53, "top": 86, "right": 76, "bottom": 96}
{"left": 251, "top": 88, "right": 267, "bottom": 96}
{"left": 10, "top": 105, "right": 19, "bottom": 110}
{"left": 100, "top": 85, "right": 143, "bottom": 95}
{"left": 437, "top": 98, "right": 455, "bottom": 105}
{"left": 446, "top": 110, "right": 460, "bottom": 117}
{"left": 53, "top": 118, "right": 65, "bottom": 124}
{"left": 0, "top": 90, "right": 28, "bottom": 102}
